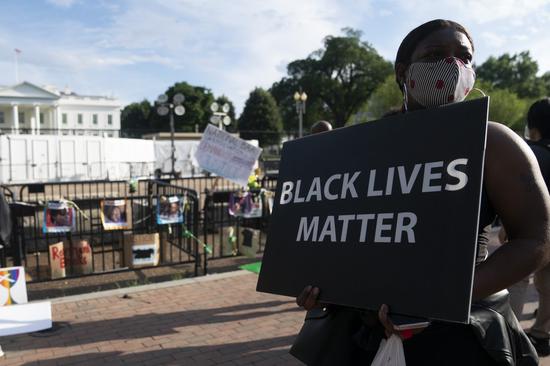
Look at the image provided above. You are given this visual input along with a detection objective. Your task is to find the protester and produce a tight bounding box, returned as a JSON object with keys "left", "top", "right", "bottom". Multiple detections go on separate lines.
{"left": 295, "top": 19, "right": 550, "bottom": 365}
{"left": 505, "top": 98, "right": 550, "bottom": 356}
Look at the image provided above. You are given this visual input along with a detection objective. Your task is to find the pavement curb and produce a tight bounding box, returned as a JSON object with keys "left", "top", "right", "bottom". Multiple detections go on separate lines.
{"left": 48, "top": 270, "right": 253, "bottom": 304}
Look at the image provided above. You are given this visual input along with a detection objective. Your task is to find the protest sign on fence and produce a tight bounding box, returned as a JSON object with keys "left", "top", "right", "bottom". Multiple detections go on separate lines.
{"left": 257, "top": 98, "right": 489, "bottom": 323}
{"left": 49, "top": 240, "right": 93, "bottom": 279}
{"left": 195, "top": 125, "right": 262, "bottom": 187}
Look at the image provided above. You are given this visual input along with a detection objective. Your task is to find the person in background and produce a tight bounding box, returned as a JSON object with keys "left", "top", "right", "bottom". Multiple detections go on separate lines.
{"left": 310, "top": 120, "right": 333, "bottom": 134}
{"left": 505, "top": 98, "right": 550, "bottom": 356}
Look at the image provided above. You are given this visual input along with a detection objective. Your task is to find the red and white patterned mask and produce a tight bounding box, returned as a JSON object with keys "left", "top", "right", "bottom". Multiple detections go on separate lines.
{"left": 405, "top": 57, "right": 476, "bottom": 108}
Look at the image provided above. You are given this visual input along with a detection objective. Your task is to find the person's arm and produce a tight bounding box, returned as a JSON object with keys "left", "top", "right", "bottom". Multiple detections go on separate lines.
{"left": 473, "top": 122, "right": 550, "bottom": 300}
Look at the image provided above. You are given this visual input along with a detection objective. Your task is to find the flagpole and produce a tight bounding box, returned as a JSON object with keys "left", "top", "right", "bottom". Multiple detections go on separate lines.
{"left": 14, "top": 49, "right": 21, "bottom": 83}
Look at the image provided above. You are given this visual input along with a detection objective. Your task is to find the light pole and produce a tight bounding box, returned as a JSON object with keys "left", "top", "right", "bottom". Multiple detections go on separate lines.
{"left": 209, "top": 102, "right": 232, "bottom": 130}
{"left": 293, "top": 90, "right": 307, "bottom": 137}
{"left": 156, "top": 93, "right": 185, "bottom": 177}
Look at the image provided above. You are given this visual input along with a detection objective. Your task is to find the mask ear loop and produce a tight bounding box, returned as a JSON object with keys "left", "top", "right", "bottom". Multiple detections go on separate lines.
{"left": 402, "top": 82, "right": 408, "bottom": 112}
{"left": 472, "top": 87, "right": 487, "bottom": 97}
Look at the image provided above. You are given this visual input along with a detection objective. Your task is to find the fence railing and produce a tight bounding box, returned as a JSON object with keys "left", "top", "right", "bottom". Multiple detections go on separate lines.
{"left": 1, "top": 175, "right": 278, "bottom": 282}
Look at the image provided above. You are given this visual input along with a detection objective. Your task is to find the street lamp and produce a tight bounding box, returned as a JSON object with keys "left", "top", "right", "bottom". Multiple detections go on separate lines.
{"left": 156, "top": 93, "right": 185, "bottom": 177}
{"left": 293, "top": 90, "right": 307, "bottom": 137}
{"left": 209, "top": 102, "right": 232, "bottom": 130}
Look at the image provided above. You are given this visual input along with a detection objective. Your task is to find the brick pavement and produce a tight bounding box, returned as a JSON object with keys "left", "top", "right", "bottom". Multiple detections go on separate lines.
{"left": 1, "top": 270, "right": 549, "bottom": 365}
{"left": 2, "top": 271, "right": 303, "bottom": 366}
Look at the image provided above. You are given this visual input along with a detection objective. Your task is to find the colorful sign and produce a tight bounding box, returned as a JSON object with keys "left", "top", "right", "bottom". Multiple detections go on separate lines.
{"left": 0, "top": 266, "right": 28, "bottom": 306}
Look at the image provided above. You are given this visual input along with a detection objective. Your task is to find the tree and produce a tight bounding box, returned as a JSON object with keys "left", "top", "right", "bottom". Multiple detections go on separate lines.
{"left": 270, "top": 77, "right": 328, "bottom": 133}
{"left": 476, "top": 51, "right": 546, "bottom": 99}
{"left": 121, "top": 100, "right": 152, "bottom": 137}
{"left": 214, "top": 95, "right": 238, "bottom": 133}
{"left": 238, "top": 88, "right": 283, "bottom": 146}
{"left": 468, "top": 80, "right": 530, "bottom": 131}
{"left": 149, "top": 82, "right": 217, "bottom": 133}
{"left": 271, "top": 28, "right": 393, "bottom": 128}
{"left": 362, "top": 74, "right": 403, "bottom": 121}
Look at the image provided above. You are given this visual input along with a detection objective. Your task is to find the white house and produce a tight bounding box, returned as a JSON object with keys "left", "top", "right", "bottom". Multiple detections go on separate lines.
{"left": 0, "top": 82, "right": 121, "bottom": 137}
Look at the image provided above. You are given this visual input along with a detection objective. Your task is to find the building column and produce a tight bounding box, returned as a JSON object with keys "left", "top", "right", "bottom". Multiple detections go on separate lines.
{"left": 54, "top": 105, "right": 61, "bottom": 135}
{"left": 11, "top": 104, "right": 19, "bottom": 135}
{"left": 34, "top": 104, "right": 41, "bottom": 135}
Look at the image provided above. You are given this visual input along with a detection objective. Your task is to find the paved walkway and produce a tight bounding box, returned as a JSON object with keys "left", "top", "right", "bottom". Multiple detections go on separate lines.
{"left": 1, "top": 270, "right": 548, "bottom": 365}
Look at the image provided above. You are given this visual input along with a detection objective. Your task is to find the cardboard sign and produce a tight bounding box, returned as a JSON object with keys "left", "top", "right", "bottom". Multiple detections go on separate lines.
{"left": 195, "top": 125, "right": 262, "bottom": 187}
{"left": 239, "top": 228, "right": 261, "bottom": 258}
{"left": 157, "top": 195, "right": 185, "bottom": 225}
{"left": 0, "top": 266, "right": 28, "bottom": 306}
{"left": 124, "top": 233, "right": 160, "bottom": 268}
{"left": 43, "top": 201, "right": 75, "bottom": 233}
{"left": 101, "top": 199, "right": 132, "bottom": 230}
{"left": 49, "top": 240, "right": 93, "bottom": 279}
{"left": 257, "top": 98, "right": 489, "bottom": 323}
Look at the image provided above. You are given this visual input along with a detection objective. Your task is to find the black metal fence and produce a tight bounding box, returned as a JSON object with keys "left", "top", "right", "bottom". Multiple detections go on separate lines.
{"left": 1, "top": 175, "right": 278, "bottom": 283}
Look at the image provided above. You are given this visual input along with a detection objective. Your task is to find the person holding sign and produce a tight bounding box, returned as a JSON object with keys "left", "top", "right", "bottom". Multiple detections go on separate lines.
{"left": 295, "top": 19, "right": 549, "bottom": 365}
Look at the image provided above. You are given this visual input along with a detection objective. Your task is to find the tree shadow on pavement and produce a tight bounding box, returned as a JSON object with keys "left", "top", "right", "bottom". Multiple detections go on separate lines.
{"left": 19, "top": 334, "right": 302, "bottom": 366}
{"left": 4, "top": 300, "right": 303, "bottom": 352}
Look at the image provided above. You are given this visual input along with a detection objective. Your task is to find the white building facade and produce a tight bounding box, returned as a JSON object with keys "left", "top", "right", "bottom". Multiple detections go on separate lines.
{"left": 0, "top": 82, "right": 121, "bottom": 137}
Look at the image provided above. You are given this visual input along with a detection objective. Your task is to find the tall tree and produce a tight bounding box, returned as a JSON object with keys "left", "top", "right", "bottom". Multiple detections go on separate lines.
{"left": 271, "top": 28, "right": 393, "bottom": 128}
{"left": 270, "top": 77, "right": 328, "bottom": 133}
{"left": 121, "top": 99, "right": 152, "bottom": 137}
{"left": 238, "top": 88, "right": 283, "bottom": 146}
{"left": 149, "top": 82, "right": 217, "bottom": 132}
{"left": 476, "top": 51, "right": 546, "bottom": 99}
{"left": 214, "top": 95, "right": 238, "bottom": 133}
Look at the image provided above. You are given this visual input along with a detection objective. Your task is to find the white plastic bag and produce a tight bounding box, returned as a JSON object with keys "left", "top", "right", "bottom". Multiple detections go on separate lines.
{"left": 370, "top": 334, "right": 406, "bottom": 366}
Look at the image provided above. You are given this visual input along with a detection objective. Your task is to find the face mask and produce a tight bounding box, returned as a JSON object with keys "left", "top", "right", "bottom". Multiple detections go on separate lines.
{"left": 405, "top": 57, "right": 476, "bottom": 108}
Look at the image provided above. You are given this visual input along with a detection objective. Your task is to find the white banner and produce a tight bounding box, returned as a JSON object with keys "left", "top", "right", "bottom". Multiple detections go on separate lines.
{"left": 195, "top": 125, "right": 262, "bottom": 187}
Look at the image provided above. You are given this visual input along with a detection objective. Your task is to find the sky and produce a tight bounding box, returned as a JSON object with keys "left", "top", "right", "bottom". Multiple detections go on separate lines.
{"left": 1, "top": 0, "right": 549, "bottom": 114}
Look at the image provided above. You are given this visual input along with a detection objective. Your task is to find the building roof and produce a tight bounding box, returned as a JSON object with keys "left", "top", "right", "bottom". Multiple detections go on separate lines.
{"left": 0, "top": 81, "right": 121, "bottom": 107}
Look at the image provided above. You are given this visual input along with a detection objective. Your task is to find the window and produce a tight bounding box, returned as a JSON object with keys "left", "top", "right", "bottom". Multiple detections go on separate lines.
{"left": 78, "top": 114, "right": 83, "bottom": 124}
{"left": 18, "top": 112, "right": 25, "bottom": 124}
{"left": 107, "top": 133, "right": 113, "bottom": 137}
{"left": 108, "top": 114, "right": 113, "bottom": 125}
{"left": 0, "top": 111, "right": 4, "bottom": 124}
{"left": 62, "top": 113, "right": 68, "bottom": 124}
{"left": 93, "top": 114, "right": 98, "bottom": 125}
{"left": 40, "top": 113, "right": 44, "bottom": 124}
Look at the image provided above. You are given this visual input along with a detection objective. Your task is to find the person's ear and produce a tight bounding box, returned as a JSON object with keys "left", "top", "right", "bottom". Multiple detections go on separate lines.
{"left": 395, "top": 63, "right": 408, "bottom": 87}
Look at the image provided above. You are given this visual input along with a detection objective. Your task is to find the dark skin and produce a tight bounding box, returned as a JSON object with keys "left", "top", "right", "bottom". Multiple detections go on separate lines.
{"left": 297, "top": 27, "right": 550, "bottom": 337}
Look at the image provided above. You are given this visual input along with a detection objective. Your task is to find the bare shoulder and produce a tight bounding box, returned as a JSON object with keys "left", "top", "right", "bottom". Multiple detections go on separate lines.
{"left": 486, "top": 121, "right": 535, "bottom": 167}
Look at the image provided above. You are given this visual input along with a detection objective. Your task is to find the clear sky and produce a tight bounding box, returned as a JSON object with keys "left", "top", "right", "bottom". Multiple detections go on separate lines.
{"left": 1, "top": 0, "right": 549, "bottom": 113}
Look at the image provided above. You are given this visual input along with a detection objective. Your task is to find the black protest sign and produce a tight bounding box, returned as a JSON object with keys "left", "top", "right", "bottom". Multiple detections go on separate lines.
{"left": 257, "top": 98, "right": 489, "bottom": 323}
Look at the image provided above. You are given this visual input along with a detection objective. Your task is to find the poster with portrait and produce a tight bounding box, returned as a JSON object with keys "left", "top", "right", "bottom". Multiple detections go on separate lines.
{"left": 100, "top": 199, "right": 132, "bottom": 230}
{"left": 157, "top": 195, "right": 185, "bottom": 225}
{"left": 228, "top": 191, "right": 263, "bottom": 218}
{"left": 0, "top": 266, "right": 28, "bottom": 306}
{"left": 43, "top": 201, "right": 75, "bottom": 233}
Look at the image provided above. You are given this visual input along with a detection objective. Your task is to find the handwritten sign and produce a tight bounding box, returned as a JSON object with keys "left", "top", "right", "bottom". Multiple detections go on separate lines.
{"left": 195, "top": 125, "right": 262, "bottom": 187}
{"left": 49, "top": 240, "right": 93, "bottom": 279}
